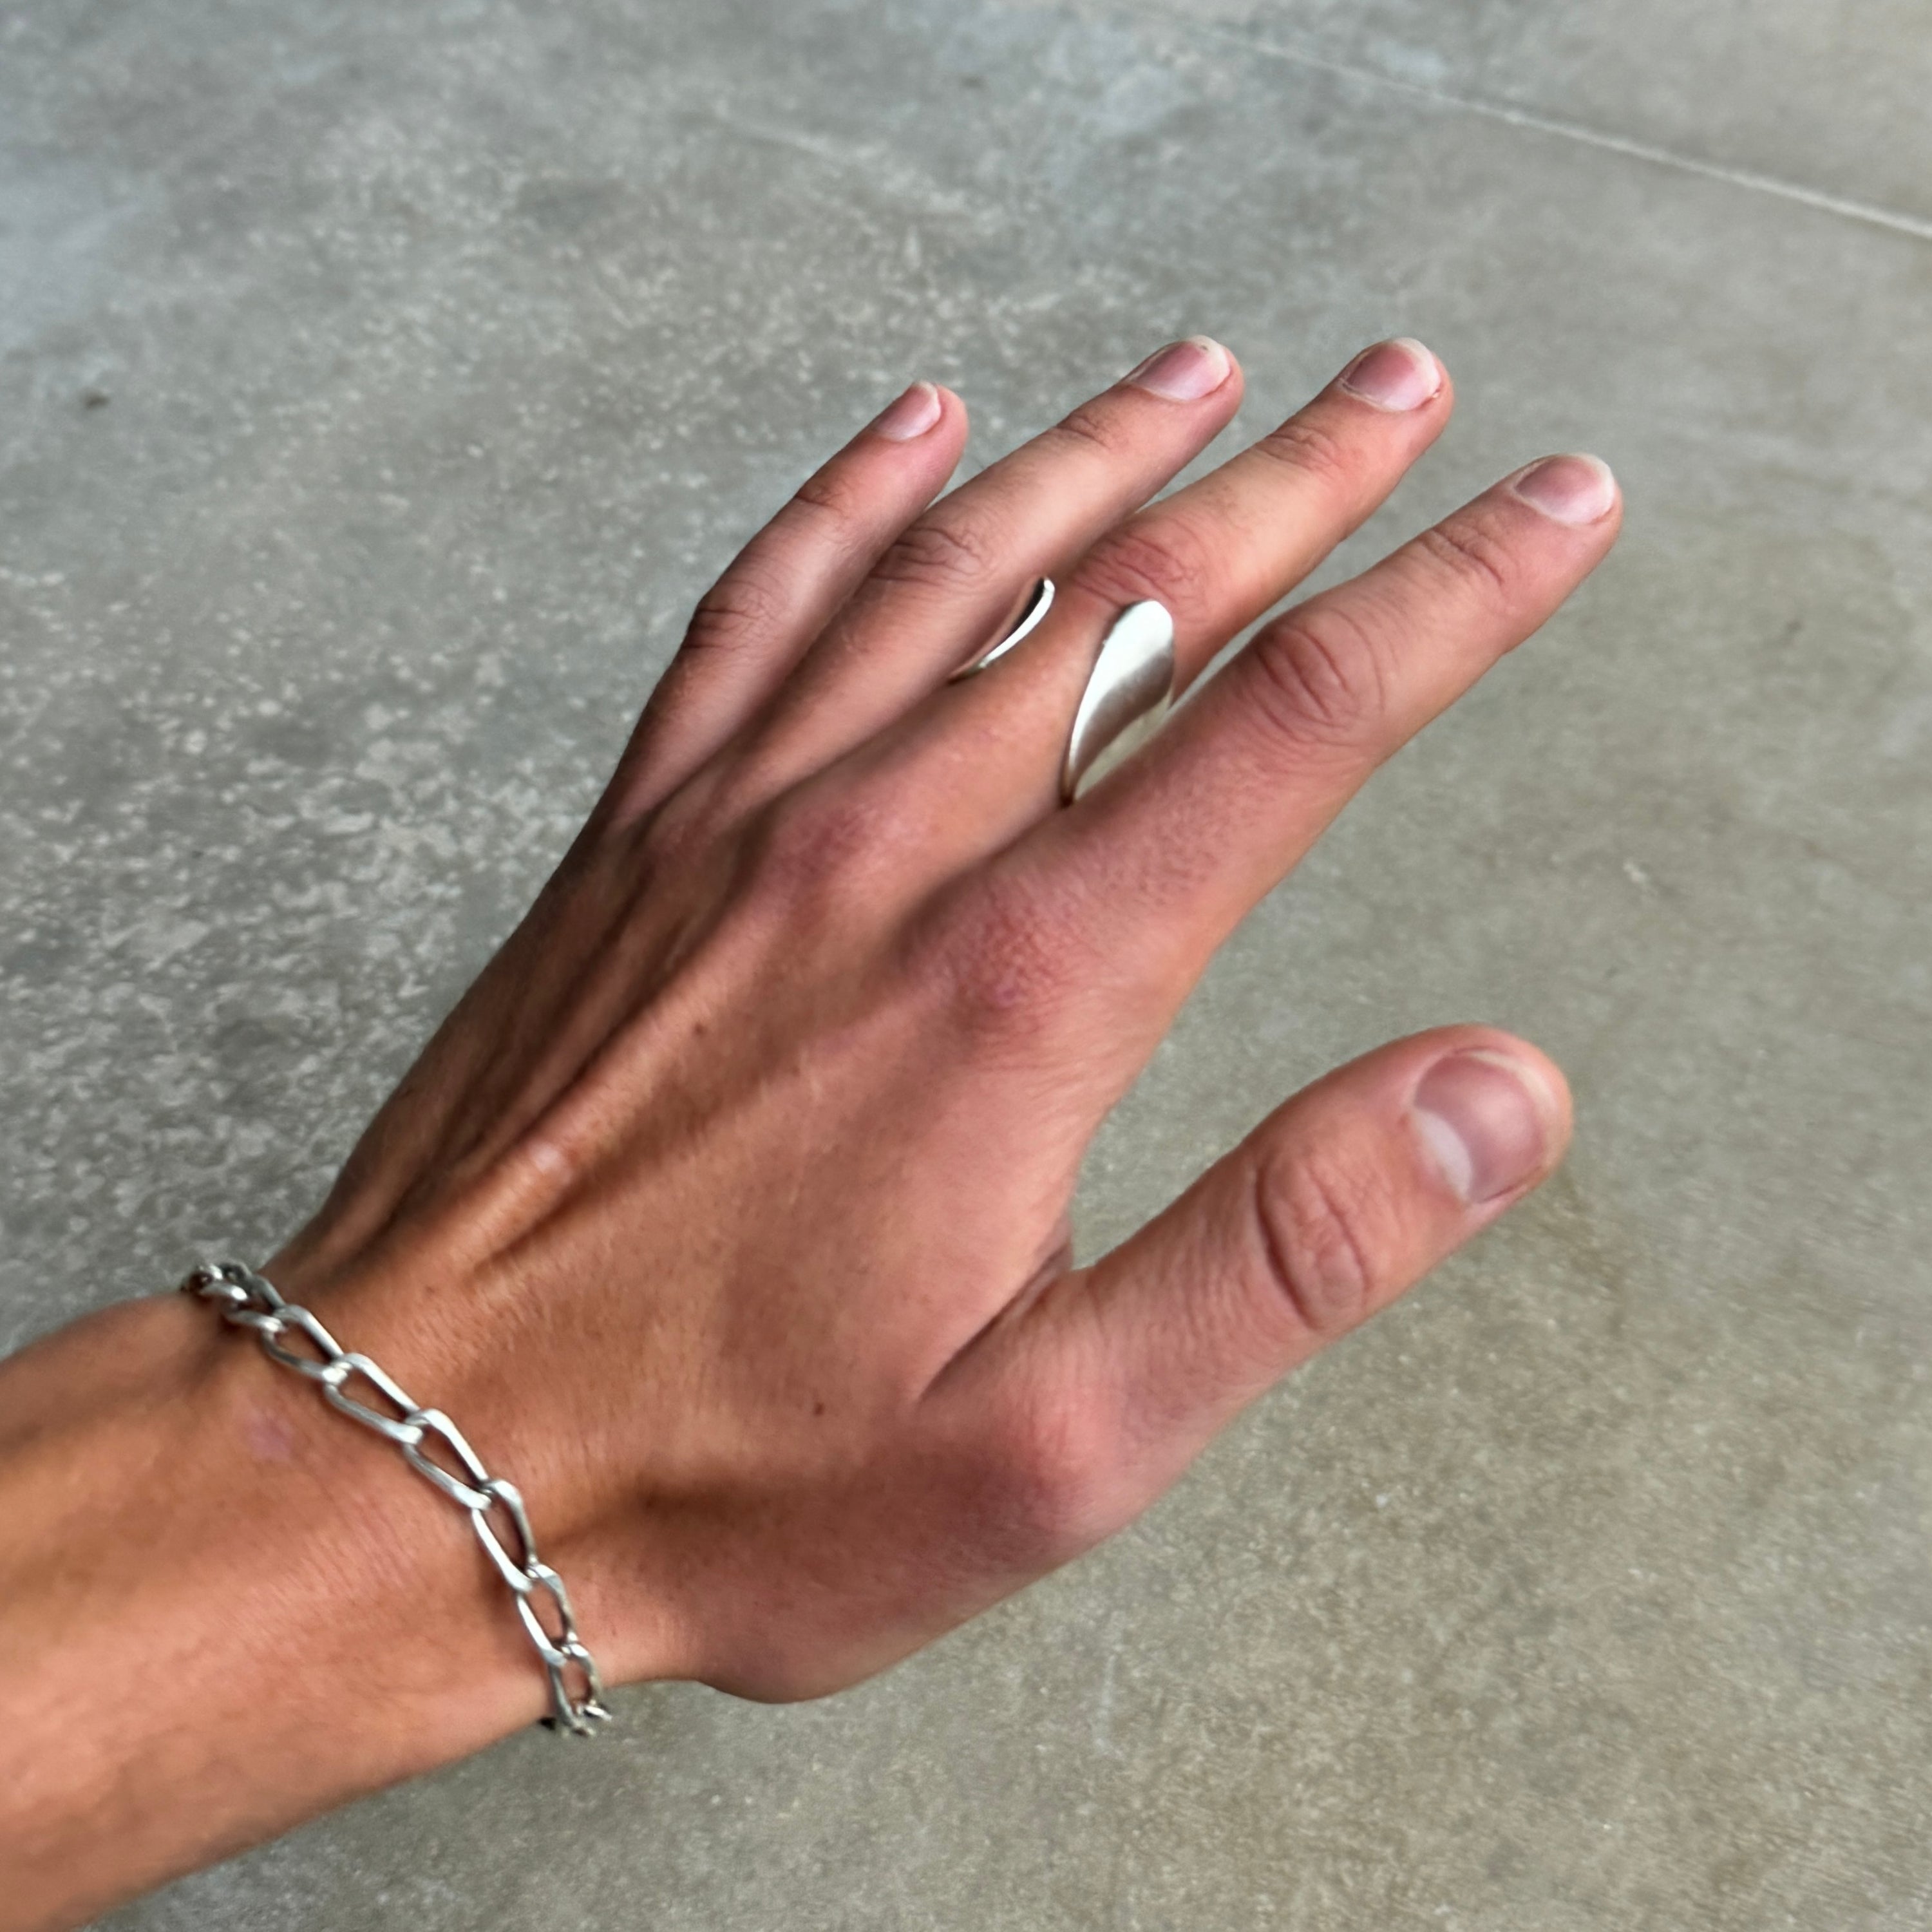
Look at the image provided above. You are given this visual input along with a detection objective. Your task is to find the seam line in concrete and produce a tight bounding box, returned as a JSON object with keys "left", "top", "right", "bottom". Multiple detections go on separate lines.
{"left": 1164, "top": 16, "right": 1932, "bottom": 247}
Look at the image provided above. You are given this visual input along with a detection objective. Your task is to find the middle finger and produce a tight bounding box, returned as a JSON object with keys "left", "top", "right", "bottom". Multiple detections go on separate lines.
{"left": 718, "top": 337, "right": 1246, "bottom": 806}
{"left": 824, "top": 337, "right": 1455, "bottom": 875}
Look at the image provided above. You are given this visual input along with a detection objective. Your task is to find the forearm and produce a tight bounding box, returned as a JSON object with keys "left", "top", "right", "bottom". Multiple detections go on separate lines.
{"left": 0, "top": 1293, "right": 535, "bottom": 1931}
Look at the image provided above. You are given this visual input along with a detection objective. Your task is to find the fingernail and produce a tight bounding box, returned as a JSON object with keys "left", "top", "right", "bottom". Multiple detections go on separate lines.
{"left": 870, "top": 381, "right": 943, "bottom": 441}
{"left": 1411, "top": 1050, "right": 1555, "bottom": 1206}
{"left": 1337, "top": 337, "right": 1443, "bottom": 412}
{"left": 1509, "top": 453, "right": 1618, "bottom": 526}
{"left": 1124, "top": 336, "right": 1233, "bottom": 402}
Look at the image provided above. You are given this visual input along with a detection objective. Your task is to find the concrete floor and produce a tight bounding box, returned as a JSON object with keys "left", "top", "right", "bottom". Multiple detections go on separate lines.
{"left": 5, "top": 0, "right": 1930, "bottom": 1925}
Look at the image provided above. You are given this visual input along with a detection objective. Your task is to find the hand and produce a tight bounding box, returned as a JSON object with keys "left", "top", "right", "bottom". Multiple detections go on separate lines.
{"left": 278, "top": 328, "right": 1615, "bottom": 1685}
{"left": 0, "top": 334, "right": 1618, "bottom": 1926}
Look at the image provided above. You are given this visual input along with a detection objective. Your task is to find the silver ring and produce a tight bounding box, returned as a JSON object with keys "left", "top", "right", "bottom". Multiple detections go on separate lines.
{"left": 1061, "top": 598, "right": 1175, "bottom": 803}
{"left": 945, "top": 577, "right": 1176, "bottom": 804}
{"left": 949, "top": 576, "right": 1056, "bottom": 681}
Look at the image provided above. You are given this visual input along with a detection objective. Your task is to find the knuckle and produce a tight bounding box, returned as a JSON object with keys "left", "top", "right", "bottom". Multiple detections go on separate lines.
{"left": 985, "top": 1390, "right": 1116, "bottom": 1562}
{"left": 1412, "top": 510, "right": 1518, "bottom": 605}
{"left": 1255, "top": 413, "right": 1364, "bottom": 497}
{"left": 1247, "top": 1143, "right": 1387, "bottom": 1340}
{"left": 683, "top": 565, "right": 790, "bottom": 660}
{"left": 787, "top": 463, "right": 869, "bottom": 529}
{"left": 1075, "top": 515, "right": 1221, "bottom": 627}
{"left": 747, "top": 782, "right": 892, "bottom": 916}
{"left": 1245, "top": 601, "right": 1391, "bottom": 750}
{"left": 922, "top": 871, "right": 1085, "bottom": 1048}
{"left": 870, "top": 514, "right": 1001, "bottom": 600}
{"left": 1043, "top": 399, "right": 1131, "bottom": 460}
{"left": 636, "top": 762, "right": 741, "bottom": 871}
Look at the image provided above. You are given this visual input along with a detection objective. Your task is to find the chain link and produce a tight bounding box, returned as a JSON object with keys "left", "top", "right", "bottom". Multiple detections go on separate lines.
{"left": 181, "top": 1258, "right": 612, "bottom": 1737}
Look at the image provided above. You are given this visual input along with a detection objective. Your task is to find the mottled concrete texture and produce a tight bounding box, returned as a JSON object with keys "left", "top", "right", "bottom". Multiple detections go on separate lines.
{"left": 5, "top": 0, "right": 1931, "bottom": 1925}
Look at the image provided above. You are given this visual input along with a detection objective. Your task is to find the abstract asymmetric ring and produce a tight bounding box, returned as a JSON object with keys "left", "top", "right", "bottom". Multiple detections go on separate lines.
{"left": 1059, "top": 597, "right": 1175, "bottom": 801}
{"left": 952, "top": 578, "right": 1177, "bottom": 804}
{"left": 949, "top": 574, "right": 1056, "bottom": 678}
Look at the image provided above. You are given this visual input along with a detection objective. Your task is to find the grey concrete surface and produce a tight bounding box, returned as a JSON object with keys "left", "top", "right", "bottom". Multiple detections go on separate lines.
{"left": 3, "top": 0, "right": 1930, "bottom": 1925}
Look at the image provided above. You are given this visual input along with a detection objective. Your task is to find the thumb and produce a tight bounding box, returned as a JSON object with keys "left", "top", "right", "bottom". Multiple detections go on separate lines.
{"left": 933, "top": 1028, "right": 1571, "bottom": 1561}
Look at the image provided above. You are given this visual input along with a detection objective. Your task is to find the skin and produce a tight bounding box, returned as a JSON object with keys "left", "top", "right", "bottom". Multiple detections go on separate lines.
{"left": 0, "top": 336, "right": 1618, "bottom": 1930}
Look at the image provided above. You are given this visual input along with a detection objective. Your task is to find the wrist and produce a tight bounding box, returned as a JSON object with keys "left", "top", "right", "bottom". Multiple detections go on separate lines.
{"left": 268, "top": 1227, "right": 680, "bottom": 1692}
{"left": 0, "top": 1289, "right": 536, "bottom": 1929}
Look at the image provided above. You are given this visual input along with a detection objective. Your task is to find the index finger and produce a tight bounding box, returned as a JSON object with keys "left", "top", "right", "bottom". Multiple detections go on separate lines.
{"left": 998, "top": 454, "right": 1623, "bottom": 1003}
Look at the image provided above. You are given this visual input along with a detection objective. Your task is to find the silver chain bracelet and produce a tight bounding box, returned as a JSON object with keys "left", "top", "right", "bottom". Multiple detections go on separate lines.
{"left": 180, "top": 1260, "right": 612, "bottom": 1737}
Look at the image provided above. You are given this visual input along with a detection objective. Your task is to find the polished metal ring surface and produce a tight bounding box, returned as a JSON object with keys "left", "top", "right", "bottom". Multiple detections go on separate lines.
{"left": 1061, "top": 598, "right": 1175, "bottom": 802}
{"left": 949, "top": 576, "right": 1055, "bottom": 681}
